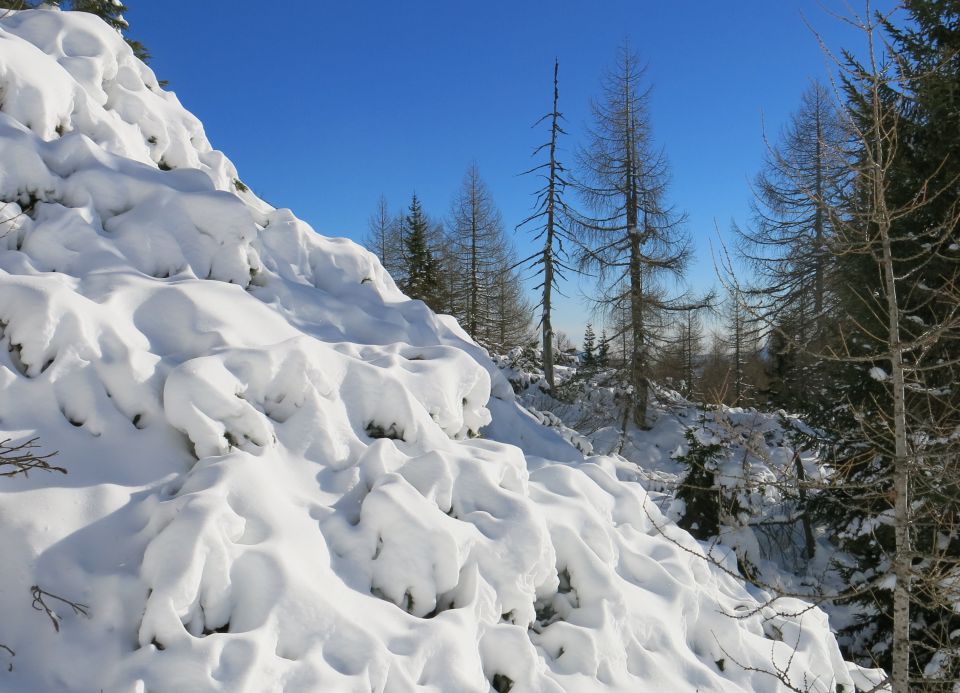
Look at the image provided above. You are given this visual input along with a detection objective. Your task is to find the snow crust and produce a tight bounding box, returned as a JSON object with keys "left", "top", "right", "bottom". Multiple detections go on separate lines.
{"left": 0, "top": 9, "right": 864, "bottom": 692}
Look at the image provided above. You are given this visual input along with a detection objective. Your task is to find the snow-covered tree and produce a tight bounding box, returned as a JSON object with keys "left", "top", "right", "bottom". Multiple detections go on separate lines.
{"left": 675, "top": 429, "right": 726, "bottom": 541}
{"left": 67, "top": 0, "right": 151, "bottom": 62}
{"left": 0, "top": 2, "right": 154, "bottom": 67}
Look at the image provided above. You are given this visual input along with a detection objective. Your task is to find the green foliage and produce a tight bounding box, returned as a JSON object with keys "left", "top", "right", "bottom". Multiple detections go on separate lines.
{"left": 809, "top": 1, "right": 960, "bottom": 679}
{"left": 401, "top": 194, "right": 443, "bottom": 310}
{"left": 491, "top": 673, "right": 514, "bottom": 693}
{"left": 597, "top": 330, "right": 609, "bottom": 368}
{"left": 675, "top": 428, "right": 726, "bottom": 540}
{"left": 364, "top": 190, "right": 529, "bottom": 348}
{"left": 71, "top": 0, "right": 128, "bottom": 30}
{"left": 581, "top": 322, "right": 596, "bottom": 369}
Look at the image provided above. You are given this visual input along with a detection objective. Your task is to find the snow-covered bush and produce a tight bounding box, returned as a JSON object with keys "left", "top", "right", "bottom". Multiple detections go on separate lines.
{"left": 675, "top": 426, "right": 728, "bottom": 540}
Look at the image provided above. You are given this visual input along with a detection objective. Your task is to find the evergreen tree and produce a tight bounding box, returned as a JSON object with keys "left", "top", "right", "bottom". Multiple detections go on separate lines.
{"left": 430, "top": 218, "right": 457, "bottom": 316}
{"left": 581, "top": 323, "right": 596, "bottom": 370}
{"left": 883, "top": 0, "right": 960, "bottom": 397}
{"left": 401, "top": 194, "right": 443, "bottom": 311}
{"left": 597, "top": 330, "right": 610, "bottom": 368}
{"left": 72, "top": 0, "right": 127, "bottom": 31}
{"left": 676, "top": 429, "right": 725, "bottom": 540}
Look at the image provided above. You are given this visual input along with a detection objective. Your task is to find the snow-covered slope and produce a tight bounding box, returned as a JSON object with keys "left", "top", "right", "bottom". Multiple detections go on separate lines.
{"left": 0, "top": 9, "right": 862, "bottom": 692}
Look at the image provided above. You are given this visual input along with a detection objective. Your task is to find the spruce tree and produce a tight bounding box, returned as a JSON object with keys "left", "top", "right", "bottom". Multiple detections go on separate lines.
{"left": 428, "top": 218, "right": 455, "bottom": 315}
{"left": 676, "top": 428, "right": 725, "bottom": 541}
{"left": 401, "top": 194, "right": 442, "bottom": 311}
{"left": 597, "top": 330, "right": 610, "bottom": 368}
{"left": 581, "top": 323, "right": 596, "bottom": 371}
{"left": 72, "top": 0, "right": 127, "bottom": 31}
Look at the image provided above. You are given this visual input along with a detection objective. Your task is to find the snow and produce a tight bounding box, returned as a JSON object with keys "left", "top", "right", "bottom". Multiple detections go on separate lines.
{"left": 868, "top": 367, "right": 889, "bottom": 382}
{"left": 0, "top": 7, "right": 878, "bottom": 692}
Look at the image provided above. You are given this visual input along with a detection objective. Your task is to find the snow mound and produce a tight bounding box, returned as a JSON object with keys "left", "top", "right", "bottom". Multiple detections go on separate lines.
{"left": 0, "top": 8, "right": 866, "bottom": 692}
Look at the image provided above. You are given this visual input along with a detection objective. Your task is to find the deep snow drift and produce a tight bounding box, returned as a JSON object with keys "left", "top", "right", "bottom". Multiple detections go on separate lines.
{"left": 0, "top": 9, "right": 871, "bottom": 692}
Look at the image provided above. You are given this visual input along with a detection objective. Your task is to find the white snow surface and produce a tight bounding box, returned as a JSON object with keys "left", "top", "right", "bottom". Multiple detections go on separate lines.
{"left": 0, "top": 9, "right": 862, "bottom": 692}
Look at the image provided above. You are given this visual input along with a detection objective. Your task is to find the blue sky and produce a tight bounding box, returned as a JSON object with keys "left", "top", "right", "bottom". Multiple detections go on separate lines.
{"left": 131, "top": 1, "right": 887, "bottom": 342}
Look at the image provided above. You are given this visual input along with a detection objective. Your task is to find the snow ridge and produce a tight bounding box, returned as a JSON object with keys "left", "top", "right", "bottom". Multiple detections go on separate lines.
{"left": 0, "top": 8, "right": 860, "bottom": 692}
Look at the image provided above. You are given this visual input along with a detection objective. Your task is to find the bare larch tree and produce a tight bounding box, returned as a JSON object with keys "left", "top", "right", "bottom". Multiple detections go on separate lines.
{"left": 575, "top": 45, "right": 690, "bottom": 429}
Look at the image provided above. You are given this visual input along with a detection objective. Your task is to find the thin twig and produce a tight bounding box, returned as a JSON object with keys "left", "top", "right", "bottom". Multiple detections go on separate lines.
{"left": 30, "top": 585, "right": 90, "bottom": 632}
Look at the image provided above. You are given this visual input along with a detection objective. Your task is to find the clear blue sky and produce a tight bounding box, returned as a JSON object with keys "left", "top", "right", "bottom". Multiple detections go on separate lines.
{"left": 131, "top": 1, "right": 888, "bottom": 342}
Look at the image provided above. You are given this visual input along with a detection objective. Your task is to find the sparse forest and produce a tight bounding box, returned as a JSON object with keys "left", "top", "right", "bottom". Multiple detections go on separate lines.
{"left": 361, "top": 2, "right": 960, "bottom": 689}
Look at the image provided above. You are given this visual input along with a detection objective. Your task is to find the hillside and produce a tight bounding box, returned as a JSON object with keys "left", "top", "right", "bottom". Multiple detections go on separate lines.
{"left": 0, "top": 8, "right": 872, "bottom": 692}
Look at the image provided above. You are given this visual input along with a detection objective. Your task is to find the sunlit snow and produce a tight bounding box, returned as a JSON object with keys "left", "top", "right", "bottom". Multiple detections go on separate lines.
{"left": 0, "top": 8, "right": 878, "bottom": 692}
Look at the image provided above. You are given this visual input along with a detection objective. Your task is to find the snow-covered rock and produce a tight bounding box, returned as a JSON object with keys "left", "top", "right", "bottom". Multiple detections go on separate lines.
{"left": 0, "top": 8, "right": 871, "bottom": 692}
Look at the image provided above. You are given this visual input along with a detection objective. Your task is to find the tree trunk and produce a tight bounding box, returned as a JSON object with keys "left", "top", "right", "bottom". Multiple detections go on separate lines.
{"left": 470, "top": 182, "right": 479, "bottom": 339}
{"left": 630, "top": 225, "right": 647, "bottom": 428}
{"left": 792, "top": 450, "right": 816, "bottom": 560}
{"left": 814, "top": 102, "right": 825, "bottom": 320}
{"left": 542, "top": 60, "right": 560, "bottom": 391}
{"left": 542, "top": 274, "right": 554, "bottom": 389}
{"left": 880, "top": 213, "right": 911, "bottom": 693}
{"left": 861, "top": 33, "right": 912, "bottom": 682}
{"left": 625, "top": 81, "right": 648, "bottom": 429}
